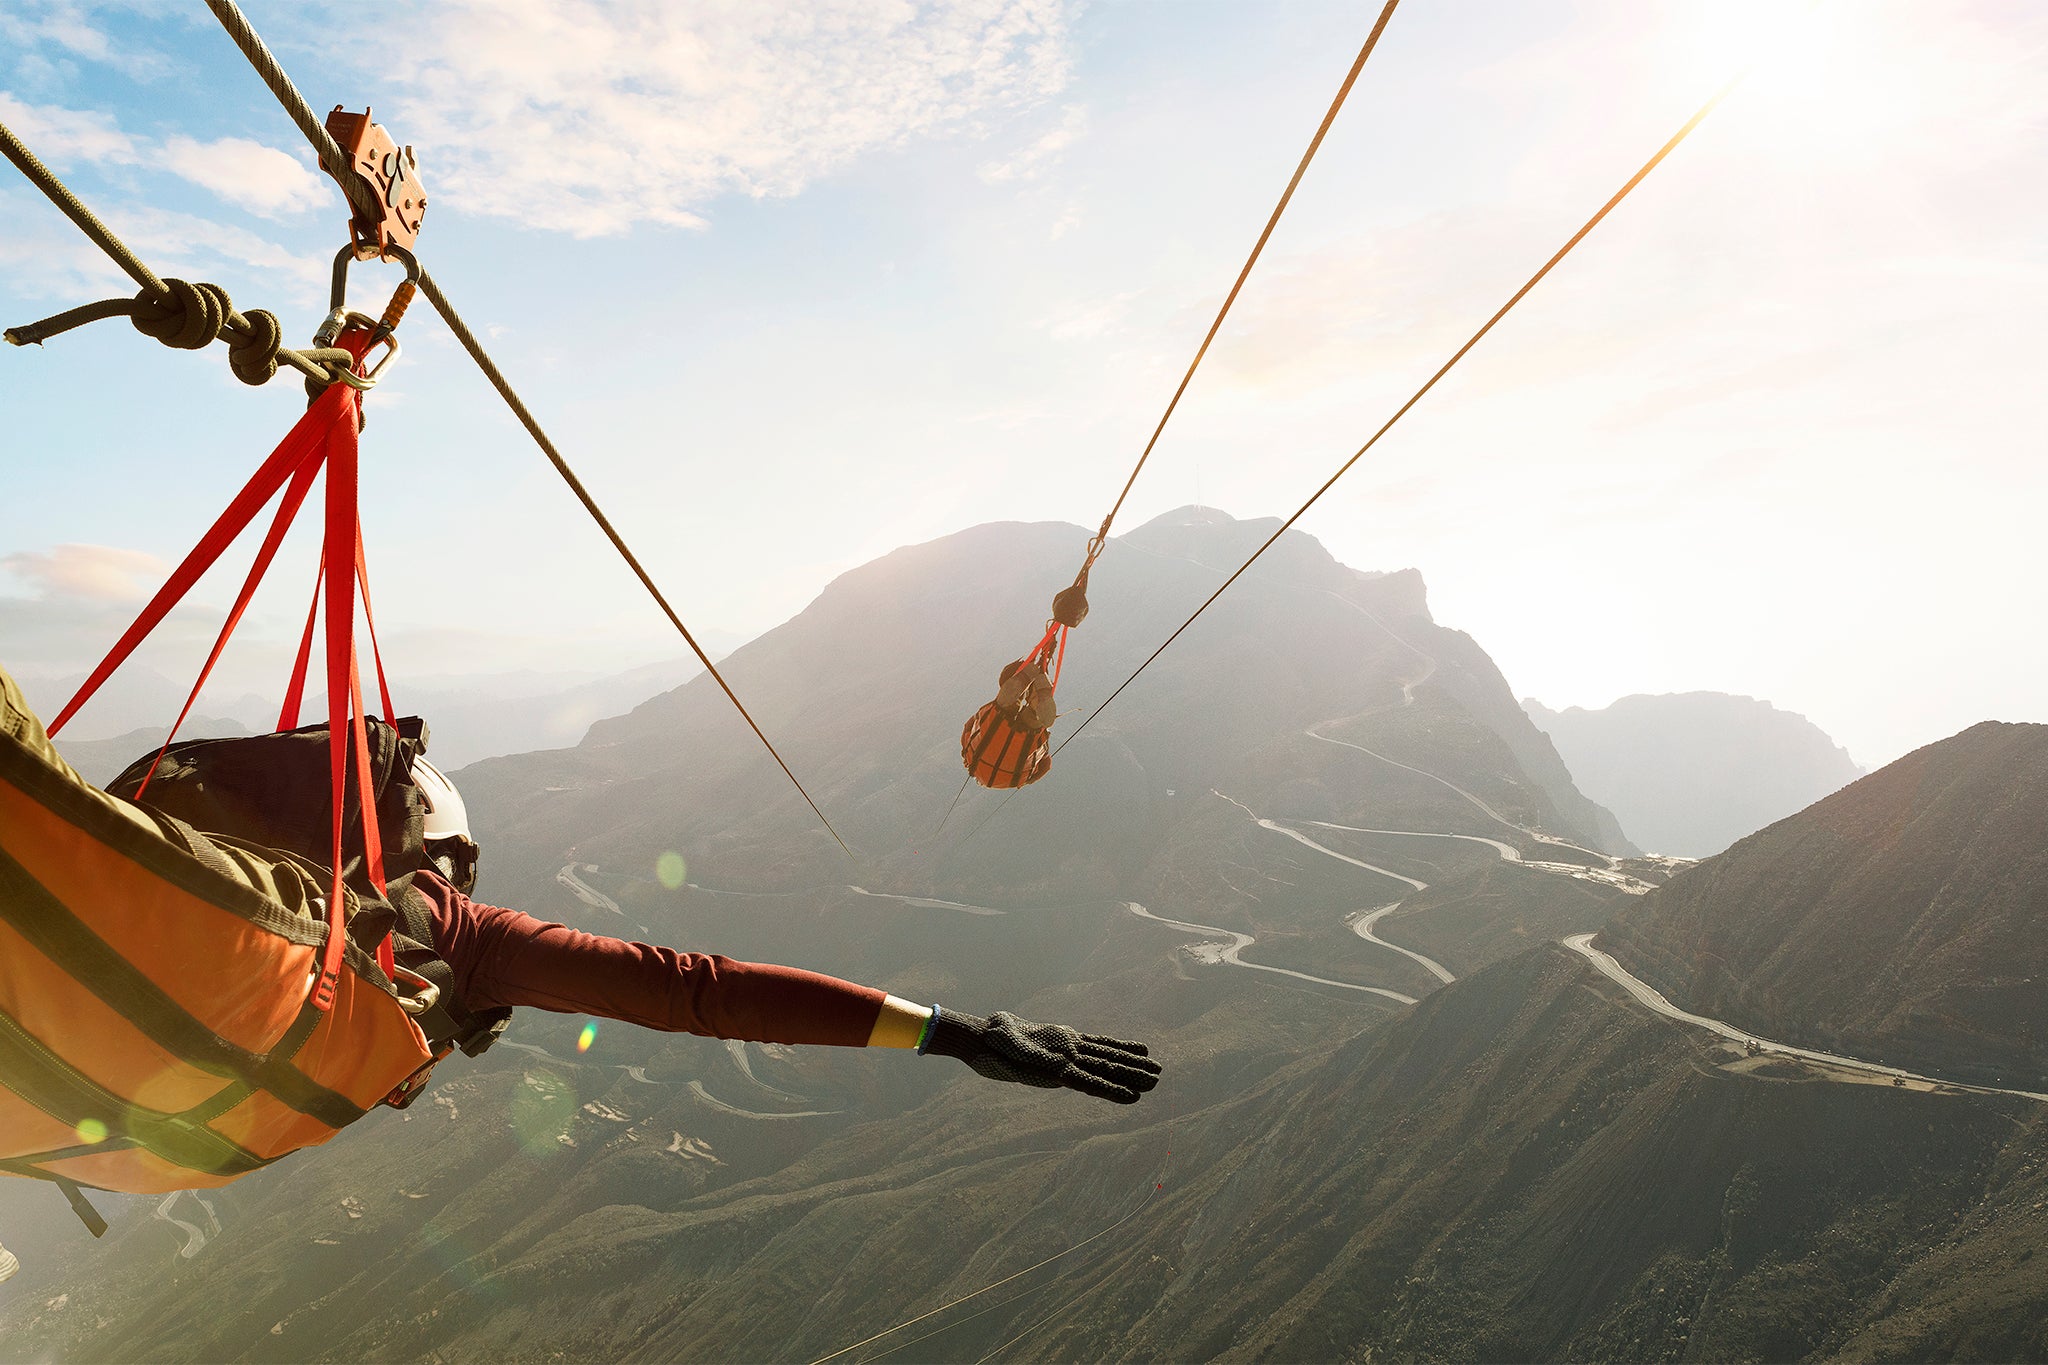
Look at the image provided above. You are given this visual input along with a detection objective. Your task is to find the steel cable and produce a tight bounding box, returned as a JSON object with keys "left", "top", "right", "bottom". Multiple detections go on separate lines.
{"left": 1085, "top": 0, "right": 1403, "bottom": 554}
{"left": 200, "top": 0, "right": 853, "bottom": 858}
{"left": 808, "top": 1185, "right": 1158, "bottom": 1365}
{"left": 1040, "top": 75, "right": 1746, "bottom": 772}
{"left": 955, "top": 74, "right": 1746, "bottom": 850}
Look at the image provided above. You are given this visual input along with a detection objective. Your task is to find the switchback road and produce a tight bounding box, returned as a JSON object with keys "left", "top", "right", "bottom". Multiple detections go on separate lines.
{"left": 1563, "top": 934, "right": 2048, "bottom": 1104}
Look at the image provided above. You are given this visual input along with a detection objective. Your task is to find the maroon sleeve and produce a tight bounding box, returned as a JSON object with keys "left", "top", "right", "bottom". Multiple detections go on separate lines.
{"left": 416, "top": 872, "right": 886, "bottom": 1047}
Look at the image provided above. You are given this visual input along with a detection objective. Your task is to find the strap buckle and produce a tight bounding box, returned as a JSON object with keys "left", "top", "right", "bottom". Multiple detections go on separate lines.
{"left": 310, "top": 310, "right": 401, "bottom": 390}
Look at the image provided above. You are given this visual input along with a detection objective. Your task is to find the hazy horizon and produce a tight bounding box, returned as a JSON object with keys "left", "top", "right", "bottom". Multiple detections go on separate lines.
{"left": 3, "top": 0, "right": 2042, "bottom": 770}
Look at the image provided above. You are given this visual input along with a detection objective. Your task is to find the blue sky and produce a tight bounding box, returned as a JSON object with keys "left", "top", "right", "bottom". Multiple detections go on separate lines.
{"left": 2, "top": 0, "right": 2043, "bottom": 768}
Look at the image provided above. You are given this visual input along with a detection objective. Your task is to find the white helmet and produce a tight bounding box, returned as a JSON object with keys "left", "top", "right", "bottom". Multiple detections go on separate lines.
{"left": 411, "top": 756, "right": 471, "bottom": 845}
{"left": 412, "top": 755, "right": 479, "bottom": 893}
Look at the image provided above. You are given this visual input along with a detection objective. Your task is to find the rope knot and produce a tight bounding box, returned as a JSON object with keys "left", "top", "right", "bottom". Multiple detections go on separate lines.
{"left": 129, "top": 279, "right": 229, "bottom": 351}
{"left": 227, "top": 308, "right": 282, "bottom": 386}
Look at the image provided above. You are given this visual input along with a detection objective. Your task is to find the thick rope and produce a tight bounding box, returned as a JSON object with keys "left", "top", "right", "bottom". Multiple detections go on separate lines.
{"left": 1041, "top": 75, "right": 1747, "bottom": 773}
{"left": 1084, "top": 0, "right": 1402, "bottom": 560}
{"left": 1, "top": 117, "right": 340, "bottom": 385}
{"left": 199, "top": 0, "right": 853, "bottom": 859}
{"left": 0, "top": 117, "right": 164, "bottom": 294}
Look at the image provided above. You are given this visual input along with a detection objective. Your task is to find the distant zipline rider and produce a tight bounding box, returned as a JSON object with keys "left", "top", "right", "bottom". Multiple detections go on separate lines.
{"left": 954, "top": 3, "right": 1400, "bottom": 795}
{"left": 960, "top": 570, "right": 1090, "bottom": 788}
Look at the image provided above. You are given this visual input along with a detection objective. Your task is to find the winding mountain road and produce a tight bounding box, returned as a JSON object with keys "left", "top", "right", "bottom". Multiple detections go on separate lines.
{"left": 1563, "top": 934, "right": 2048, "bottom": 1104}
{"left": 152, "top": 1192, "right": 213, "bottom": 1260}
{"left": 1210, "top": 792, "right": 1456, "bottom": 986}
{"left": 1126, "top": 902, "right": 1416, "bottom": 1004}
{"left": 1121, "top": 574, "right": 1654, "bottom": 1000}
{"left": 556, "top": 863, "right": 622, "bottom": 915}
{"left": 847, "top": 886, "right": 1005, "bottom": 916}
{"left": 686, "top": 1079, "right": 841, "bottom": 1120}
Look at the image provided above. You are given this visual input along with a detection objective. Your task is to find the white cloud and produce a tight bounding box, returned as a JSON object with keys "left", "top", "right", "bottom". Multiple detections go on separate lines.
{"left": 377, "top": 0, "right": 1079, "bottom": 236}
{"left": 0, "top": 90, "right": 139, "bottom": 165}
{"left": 160, "top": 135, "right": 331, "bottom": 219}
{"left": 0, "top": 185, "right": 135, "bottom": 299}
{"left": 107, "top": 204, "right": 330, "bottom": 298}
{"left": 0, "top": 98, "right": 326, "bottom": 306}
{"left": 978, "top": 102, "right": 1087, "bottom": 183}
{"left": 0, "top": 2, "right": 175, "bottom": 83}
{"left": 2, "top": 543, "right": 163, "bottom": 601}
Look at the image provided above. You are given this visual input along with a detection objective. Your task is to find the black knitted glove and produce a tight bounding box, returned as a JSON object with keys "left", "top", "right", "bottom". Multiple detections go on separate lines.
{"left": 923, "top": 1009, "right": 1162, "bottom": 1104}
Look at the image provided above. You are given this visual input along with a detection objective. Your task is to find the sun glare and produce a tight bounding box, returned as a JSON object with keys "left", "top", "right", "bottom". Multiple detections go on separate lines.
{"left": 1664, "top": 0, "right": 1942, "bottom": 159}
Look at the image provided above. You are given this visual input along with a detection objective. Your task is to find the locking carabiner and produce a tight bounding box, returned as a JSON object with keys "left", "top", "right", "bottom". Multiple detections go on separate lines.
{"left": 326, "top": 241, "right": 421, "bottom": 346}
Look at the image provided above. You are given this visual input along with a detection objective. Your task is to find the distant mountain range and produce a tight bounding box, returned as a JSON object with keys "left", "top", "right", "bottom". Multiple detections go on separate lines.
{"left": 1525, "top": 691, "right": 1864, "bottom": 857}
{"left": 36, "top": 656, "right": 711, "bottom": 778}
{"left": 5, "top": 512, "right": 2040, "bottom": 1363}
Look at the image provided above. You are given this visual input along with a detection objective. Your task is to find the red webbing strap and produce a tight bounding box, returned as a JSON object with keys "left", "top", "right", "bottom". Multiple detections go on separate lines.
{"left": 1020, "top": 621, "right": 1060, "bottom": 670}
{"left": 1019, "top": 620, "right": 1068, "bottom": 689}
{"left": 47, "top": 395, "right": 351, "bottom": 738}
{"left": 131, "top": 453, "right": 326, "bottom": 798}
{"left": 279, "top": 564, "right": 322, "bottom": 732}
{"left": 312, "top": 372, "right": 383, "bottom": 1011}
{"left": 354, "top": 528, "right": 395, "bottom": 724}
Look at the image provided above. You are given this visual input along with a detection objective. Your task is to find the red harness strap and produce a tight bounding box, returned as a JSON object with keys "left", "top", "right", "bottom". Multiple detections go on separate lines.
{"left": 53, "top": 331, "right": 394, "bottom": 1012}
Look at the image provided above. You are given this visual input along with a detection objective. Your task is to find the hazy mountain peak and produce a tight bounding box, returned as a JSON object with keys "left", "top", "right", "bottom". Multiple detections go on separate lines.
{"left": 1131, "top": 503, "right": 1237, "bottom": 531}
{"left": 1525, "top": 690, "right": 1863, "bottom": 857}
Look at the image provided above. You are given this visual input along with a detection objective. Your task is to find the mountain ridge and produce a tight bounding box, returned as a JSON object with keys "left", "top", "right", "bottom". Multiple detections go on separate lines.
{"left": 1599, "top": 719, "right": 2048, "bottom": 1090}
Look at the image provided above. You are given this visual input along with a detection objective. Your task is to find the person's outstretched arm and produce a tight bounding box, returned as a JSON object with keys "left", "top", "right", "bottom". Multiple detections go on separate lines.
{"left": 417, "top": 871, "right": 1160, "bottom": 1104}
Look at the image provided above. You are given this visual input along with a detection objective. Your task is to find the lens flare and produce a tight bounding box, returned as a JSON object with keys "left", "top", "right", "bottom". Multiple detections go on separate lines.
{"left": 510, "top": 1067, "right": 578, "bottom": 1158}
{"left": 655, "top": 850, "right": 687, "bottom": 890}
{"left": 76, "top": 1118, "right": 108, "bottom": 1144}
{"left": 577, "top": 1020, "right": 598, "bottom": 1053}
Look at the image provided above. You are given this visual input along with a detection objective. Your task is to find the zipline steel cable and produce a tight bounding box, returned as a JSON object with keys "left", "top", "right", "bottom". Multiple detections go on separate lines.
{"left": 197, "top": 0, "right": 853, "bottom": 858}
{"left": 1082, "top": 0, "right": 1401, "bottom": 556}
{"left": 961, "top": 72, "right": 1752, "bottom": 850}
{"left": 936, "top": 0, "right": 1397, "bottom": 832}
{"left": 808, "top": 1186, "right": 1158, "bottom": 1365}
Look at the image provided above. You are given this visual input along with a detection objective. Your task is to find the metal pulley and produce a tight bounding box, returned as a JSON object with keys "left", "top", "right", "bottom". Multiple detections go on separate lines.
{"left": 323, "top": 106, "right": 426, "bottom": 257}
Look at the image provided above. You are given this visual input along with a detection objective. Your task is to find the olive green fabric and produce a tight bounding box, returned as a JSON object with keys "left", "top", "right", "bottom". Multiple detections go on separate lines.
{"left": 0, "top": 662, "right": 330, "bottom": 915}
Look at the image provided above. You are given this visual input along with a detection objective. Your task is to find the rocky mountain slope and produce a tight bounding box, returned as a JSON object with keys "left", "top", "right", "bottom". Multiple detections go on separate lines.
{"left": 1525, "top": 692, "right": 1863, "bottom": 857}
{"left": 1598, "top": 720, "right": 2048, "bottom": 1092}
{"left": 8, "top": 514, "right": 2039, "bottom": 1363}
{"left": 0, "top": 507, "right": 1643, "bottom": 1359}
{"left": 462, "top": 506, "right": 1631, "bottom": 906}
{"left": 13, "top": 933, "right": 2040, "bottom": 1364}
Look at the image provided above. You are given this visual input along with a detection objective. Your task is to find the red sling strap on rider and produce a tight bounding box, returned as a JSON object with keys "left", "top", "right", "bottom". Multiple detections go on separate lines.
{"left": 280, "top": 564, "right": 323, "bottom": 732}
{"left": 128, "top": 455, "right": 326, "bottom": 798}
{"left": 51, "top": 330, "right": 392, "bottom": 1012}
{"left": 277, "top": 531, "right": 393, "bottom": 733}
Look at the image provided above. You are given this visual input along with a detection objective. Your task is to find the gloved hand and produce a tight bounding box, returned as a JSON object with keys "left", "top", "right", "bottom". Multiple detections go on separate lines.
{"left": 922, "top": 1009, "right": 1161, "bottom": 1104}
